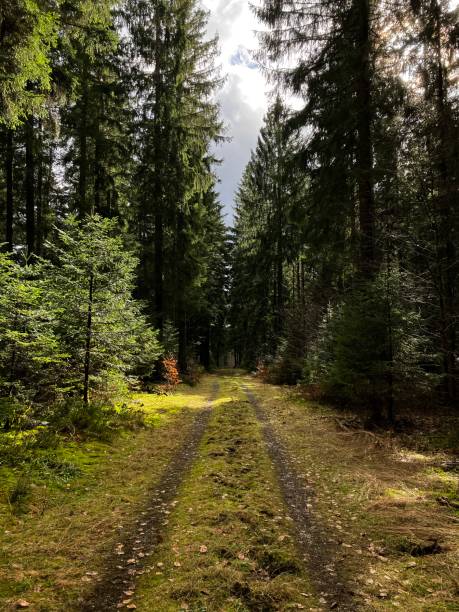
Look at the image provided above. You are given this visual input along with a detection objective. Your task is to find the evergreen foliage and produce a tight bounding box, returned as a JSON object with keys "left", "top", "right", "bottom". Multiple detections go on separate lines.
{"left": 0, "top": 251, "right": 63, "bottom": 401}
{"left": 231, "top": 98, "right": 306, "bottom": 368}
{"left": 45, "top": 215, "right": 162, "bottom": 403}
{"left": 0, "top": 0, "right": 59, "bottom": 126}
{"left": 0, "top": 216, "right": 161, "bottom": 406}
{"left": 127, "top": 0, "right": 225, "bottom": 371}
{"left": 230, "top": 0, "right": 458, "bottom": 419}
{"left": 0, "top": 0, "right": 457, "bottom": 427}
{"left": 0, "top": 0, "right": 228, "bottom": 419}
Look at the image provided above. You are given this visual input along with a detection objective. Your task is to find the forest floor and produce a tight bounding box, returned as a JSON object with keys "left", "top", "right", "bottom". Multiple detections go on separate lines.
{"left": 0, "top": 372, "right": 458, "bottom": 611}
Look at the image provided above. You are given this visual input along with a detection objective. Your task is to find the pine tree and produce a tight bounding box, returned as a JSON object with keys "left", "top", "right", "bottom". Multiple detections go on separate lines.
{"left": 230, "top": 99, "right": 306, "bottom": 368}
{"left": 128, "top": 0, "right": 223, "bottom": 371}
{"left": 58, "top": 0, "right": 130, "bottom": 220}
{"left": 0, "top": 252, "right": 64, "bottom": 401}
{"left": 0, "top": 0, "right": 59, "bottom": 126}
{"left": 406, "top": 0, "right": 459, "bottom": 402}
{"left": 45, "top": 215, "right": 161, "bottom": 404}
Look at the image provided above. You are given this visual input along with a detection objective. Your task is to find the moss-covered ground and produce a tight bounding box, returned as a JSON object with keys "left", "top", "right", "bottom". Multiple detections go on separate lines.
{"left": 0, "top": 376, "right": 217, "bottom": 611}
{"left": 133, "top": 373, "right": 317, "bottom": 611}
{"left": 1, "top": 371, "right": 457, "bottom": 611}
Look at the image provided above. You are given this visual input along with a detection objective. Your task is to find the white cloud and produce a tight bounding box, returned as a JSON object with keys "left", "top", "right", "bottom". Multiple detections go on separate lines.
{"left": 202, "top": 0, "right": 269, "bottom": 224}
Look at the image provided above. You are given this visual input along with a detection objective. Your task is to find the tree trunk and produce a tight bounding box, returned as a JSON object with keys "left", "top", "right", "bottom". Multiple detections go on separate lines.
{"left": 176, "top": 209, "right": 187, "bottom": 373}
{"left": 5, "top": 129, "right": 13, "bottom": 252}
{"left": 354, "top": 0, "right": 376, "bottom": 278}
{"left": 94, "top": 88, "right": 107, "bottom": 217}
{"left": 178, "top": 315, "right": 187, "bottom": 374}
{"left": 36, "top": 120, "right": 44, "bottom": 256}
{"left": 200, "top": 325, "right": 211, "bottom": 370}
{"left": 79, "top": 60, "right": 89, "bottom": 218}
{"left": 153, "top": 7, "right": 165, "bottom": 335}
{"left": 41, "top": 140, "right": 54, "bottom": 254}
{"left": 25, "top": 117, "right": 35, "bottom": 257}
{"left": 154, "top": 212, "right": 164, "bottom": 334}
{"left": 83, "top": 272, "right": 94, "bottom": 405}
{"left": 275, "top": 200, "right": 284, "bottom": 338}
{"left": 94, "top": 126, "right": 103, "bottom": 215}
{"left": 432, "top": 3, "right": 457, "bottom": 403}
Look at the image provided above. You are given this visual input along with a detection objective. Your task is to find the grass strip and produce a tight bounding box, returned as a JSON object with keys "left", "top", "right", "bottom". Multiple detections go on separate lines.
{"left": 133, "top": 395, "right": 318, "bottom": 612}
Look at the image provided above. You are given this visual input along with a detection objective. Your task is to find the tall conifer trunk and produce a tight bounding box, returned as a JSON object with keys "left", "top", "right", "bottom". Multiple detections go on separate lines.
{"left": 83, "top": 272, "right": 94, "bottom": 405}
{"left": 274, "top": 108, "right": 284, "bottom": 339}
{"left": 25, "top": 116, "right": 35, "bottom": 256}
{"left": 431, "top": 1, "right": 457, "bottom": 403}
{"left": 354, "top": 0, "right": 376, "bottom": 278}
{"left": 153, "top": 6, "right": 164, "bottom": 335}
{"left": 177, "top": 209, "right": 187, "bottom": 373}
{"left": 79, "top": 60, "right": 89, "bottom": 218}
{"left": 36, "top": 120, "right": 44, "bottom": 256}
{"left": 94, "top": 123, "right": 103, "bottom": 215}
{"left": 5, "top": 129, "right": 13, "bottom": 252}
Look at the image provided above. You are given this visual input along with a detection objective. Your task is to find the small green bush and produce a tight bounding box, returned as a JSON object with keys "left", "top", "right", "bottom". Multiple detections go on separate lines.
{"left": 8, "top": 474, "right": 32, "bottom": 514}
{"left": 50, "top": 397, "right": 145, "bottom": 439}
{"left": 262, "top": 340, "right": 304, "bottom": 385}
{"left": 182, "top": 360, "right": 205, "bottom": 386}
{"left": 0, "top": 398, "right": 32, "bottom": 431}
{"left": 30, "top": 454, "right": 82, "bottom": 482}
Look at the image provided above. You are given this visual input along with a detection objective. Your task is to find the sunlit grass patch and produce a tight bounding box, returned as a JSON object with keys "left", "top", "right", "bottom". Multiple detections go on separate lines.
{"left": 133, "top": 374, "right": 219, "bottom": 426}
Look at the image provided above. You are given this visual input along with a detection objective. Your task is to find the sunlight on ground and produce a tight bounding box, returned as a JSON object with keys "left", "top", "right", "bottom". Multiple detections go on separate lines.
{"left": 397, "top": 450, "right": 436, "bottom": 464}
{"left": 131, "top": 375, "right": 220, "bottom": 425}
{"left": 0, "top": 378, "right": 219, "bottom": 610}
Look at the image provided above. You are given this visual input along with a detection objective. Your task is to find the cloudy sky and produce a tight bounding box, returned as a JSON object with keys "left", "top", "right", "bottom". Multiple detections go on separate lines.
{"left": 202, "top": 0, "right": 268, "bottom": 225}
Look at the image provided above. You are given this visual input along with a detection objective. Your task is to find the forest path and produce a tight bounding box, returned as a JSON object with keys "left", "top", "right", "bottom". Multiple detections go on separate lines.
{"left": 88, "top": 371, "right": 359, "bottom": 611}
{"left": 128, "top": 371, "right": 457, "bottom": 611}
{"left": 3, "top": 372, "right": 456, "bottom": 611}
{"left": 75, "top": 373, "right": 459, "bottom": 612}
{"left": 80, "top": 383, "right": 219, "bottom": 611}
{"left": 130, "top": 370, "right": 321, "bottom": 611}
{"left": 242, "top": 381, "right": 354, "bottom": 611}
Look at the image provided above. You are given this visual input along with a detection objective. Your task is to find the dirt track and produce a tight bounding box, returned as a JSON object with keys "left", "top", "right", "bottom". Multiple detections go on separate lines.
{"left": 82, "top": 375, "right": 357, "bottom": 611}
{"left": 80, "top": 383, "right": 218, "bottom": 611}
{"left": 244, "top": 384, "right": 356, "bottom": 612}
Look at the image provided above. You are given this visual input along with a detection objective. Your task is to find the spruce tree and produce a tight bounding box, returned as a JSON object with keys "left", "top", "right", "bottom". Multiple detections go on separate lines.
{"left": 128, "top": 0, "right": 223, "bottom": 371}
{"left": 230, "top": 99, "right": 306, "bottom": 368}
{"left": 45, "top": 215, "right": 161, "bottom": 404}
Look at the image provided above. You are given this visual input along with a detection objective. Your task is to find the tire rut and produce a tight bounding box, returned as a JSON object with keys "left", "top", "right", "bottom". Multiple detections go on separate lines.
{"left": 79, "top": 382, "right": 219, "bottom": 612}
{"left": 244, "top": 385, "right": 357, "bottom": 612}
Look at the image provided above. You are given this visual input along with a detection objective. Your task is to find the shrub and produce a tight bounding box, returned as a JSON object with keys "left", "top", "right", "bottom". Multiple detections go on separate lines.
{"left": 182, "top": 360, "right": 205, "bottom": 386}
{"left": 8, "top": 474, "right": 32, "bottom": 514}
{"left": 303, "top": 270, "right": 439, "bottom": 420}
{"left": 255, "top": 360, "right": 271, "bottom": 382}
{"left": 264, "top": 340, "right": 304, "bottom": 385}
{"left": 29, "top": 454, "right": 82, "bottom": 483}
{"left": 0, "top": 398, "right": 30, "bottom": 431}
{"left": 49, "top": 397, "right": 145, "bottom": 439}
{"left": 161, "top": 357, "right": 181, "bottom": 392}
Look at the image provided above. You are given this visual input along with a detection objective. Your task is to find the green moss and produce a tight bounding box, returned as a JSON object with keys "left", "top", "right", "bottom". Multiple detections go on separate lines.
{"left": 0, "top": 376, "right": 219, "bottom": 610}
